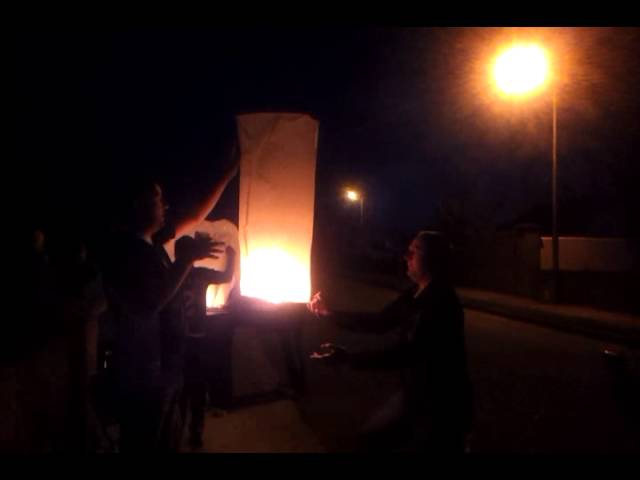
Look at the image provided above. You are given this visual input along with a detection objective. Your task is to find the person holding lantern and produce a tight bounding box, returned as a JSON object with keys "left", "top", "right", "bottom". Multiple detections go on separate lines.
{"left": 308, "top": 230, "right": 473, "bottom": 453}
{"left": 101, "top": 160, "right": 238, "bottom": 452}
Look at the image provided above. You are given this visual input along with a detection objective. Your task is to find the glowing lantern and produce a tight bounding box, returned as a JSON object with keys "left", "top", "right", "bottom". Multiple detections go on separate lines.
{"left": 236, "top": 113, "right": 318, "bottom": 304}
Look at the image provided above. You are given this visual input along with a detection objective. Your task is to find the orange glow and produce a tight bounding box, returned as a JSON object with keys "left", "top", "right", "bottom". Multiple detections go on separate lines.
{"left": 345, "top": 189, "right": 360, "bottom": 202}
{"left": 206, "top": 284, "right": 226, "bottom": 310}
{"left": 237, "top": 113, "right": 318, "bottom": 306}
{"left": 492, "top": 44, "right": 550, "bottom": 96}
{"left": 239, "top": 247, "right": 310, "bottom": 304}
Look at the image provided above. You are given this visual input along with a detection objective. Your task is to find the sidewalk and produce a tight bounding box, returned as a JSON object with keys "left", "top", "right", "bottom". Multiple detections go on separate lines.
{"left": 192, "top": 400, "right": 325, "bottom": 453}
{"left": 458, "top": 288, "right": 640, "bottom": 348}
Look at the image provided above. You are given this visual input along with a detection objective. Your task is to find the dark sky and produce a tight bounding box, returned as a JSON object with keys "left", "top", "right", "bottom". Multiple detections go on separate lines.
{"left": 15, "top": 27, "right": 640, "bottom": 239}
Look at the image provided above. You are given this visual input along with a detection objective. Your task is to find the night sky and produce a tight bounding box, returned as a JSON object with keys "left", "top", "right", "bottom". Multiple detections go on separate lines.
{"left": 15, "top": 27, "right": 640, "bottom": 242}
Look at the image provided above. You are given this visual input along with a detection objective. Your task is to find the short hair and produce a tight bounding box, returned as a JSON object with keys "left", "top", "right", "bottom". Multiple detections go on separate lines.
{"left": 414, "top": 230, "right": 451, "bottom": 278}
{"left": 114, "top": 174, "right": 160, "bottom": 222}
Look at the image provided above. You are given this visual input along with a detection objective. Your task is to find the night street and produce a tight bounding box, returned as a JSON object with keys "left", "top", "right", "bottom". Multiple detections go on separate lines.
{"left": 13, "top": 26, "right": 640, "bottom": 454}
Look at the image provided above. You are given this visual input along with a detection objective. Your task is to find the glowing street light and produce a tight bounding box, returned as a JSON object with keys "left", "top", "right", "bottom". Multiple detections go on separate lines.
{"left": 492, "top": 44, "right": 550, "bottom": 96}
{"left": 345, "top": 189, "right": 360, "bottom": 202}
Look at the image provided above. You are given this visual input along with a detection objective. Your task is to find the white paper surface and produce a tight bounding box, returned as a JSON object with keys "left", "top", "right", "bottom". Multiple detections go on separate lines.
{"left": 236, "top": 113, "right": 318, "bottom": 304}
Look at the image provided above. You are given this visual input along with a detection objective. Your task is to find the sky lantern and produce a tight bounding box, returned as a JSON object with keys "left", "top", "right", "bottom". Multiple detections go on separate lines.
{"left": 236, "top": 113, "right": 318, "bottom": 304}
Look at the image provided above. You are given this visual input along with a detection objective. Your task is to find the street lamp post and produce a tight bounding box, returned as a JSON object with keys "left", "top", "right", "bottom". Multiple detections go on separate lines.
{"left": 551, "top": 82, "right": 559, "bottom": 302}
{"left": 492, "top": 43, "right": 560, "bottom": 302}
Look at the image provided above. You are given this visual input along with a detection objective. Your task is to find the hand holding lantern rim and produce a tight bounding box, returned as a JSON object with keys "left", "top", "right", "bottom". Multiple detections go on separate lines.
{"left": 307, "top": 291, "right": 331, "bottom": 317}
{"left": 173, "top": 153, "right": 240, "bottom": 239}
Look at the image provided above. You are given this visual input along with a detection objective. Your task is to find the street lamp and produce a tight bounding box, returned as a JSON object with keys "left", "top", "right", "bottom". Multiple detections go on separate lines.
{"left": 344, "top": 188, "right": 364, "bottom": 225}
{"left": 492, "top": 43, "right": 560, "bottom": 302}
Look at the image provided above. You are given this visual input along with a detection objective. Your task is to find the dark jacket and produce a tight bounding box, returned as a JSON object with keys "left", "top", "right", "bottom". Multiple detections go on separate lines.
{"left": 101, "top": 227, "right": 177, "bottom": 392}
{"left": 336, "top": 280, "right": 473, "bottom": 433}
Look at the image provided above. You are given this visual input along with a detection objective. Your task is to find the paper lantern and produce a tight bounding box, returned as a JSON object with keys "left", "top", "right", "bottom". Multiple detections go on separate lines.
{"left": 236, "top": 113, "right": 318, "bottom": 304}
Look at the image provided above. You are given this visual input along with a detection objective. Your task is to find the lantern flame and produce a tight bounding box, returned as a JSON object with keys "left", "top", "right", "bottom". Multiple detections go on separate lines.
{"left": 240, "top": 247, "right": 310, "bottom": 304}
{"left": 206, "top": 284, "right": 227, "bottom": 310}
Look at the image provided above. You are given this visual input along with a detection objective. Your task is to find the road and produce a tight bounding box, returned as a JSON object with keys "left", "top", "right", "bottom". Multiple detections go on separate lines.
{"left": 195, "top": 277, "right": 640, "bottom": 453}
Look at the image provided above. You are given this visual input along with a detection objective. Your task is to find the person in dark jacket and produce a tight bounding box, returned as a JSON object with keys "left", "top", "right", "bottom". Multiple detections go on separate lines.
{"left": 101, "top": 162, "right": 237, "bottom": 452}
{"left": 309, "top": 231, "right": 473, "bottom": 452}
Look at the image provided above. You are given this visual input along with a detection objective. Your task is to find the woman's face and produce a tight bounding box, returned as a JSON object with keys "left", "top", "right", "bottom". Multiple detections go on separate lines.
{"left": 404, "top": 237, "right": 426, "bottom": 283}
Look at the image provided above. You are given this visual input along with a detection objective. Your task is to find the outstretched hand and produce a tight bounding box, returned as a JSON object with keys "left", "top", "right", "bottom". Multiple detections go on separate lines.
{"left": 307, "top": 292, "right": 331, "bottom": 317}
{"left": 310, "top": 342, "right": 349, "bottom": 365}
{"left": 193, "top": 233, "right": 225, "bottom": 260}
{"left": 175, "top": 234, "right": 225, "bottom": 263}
